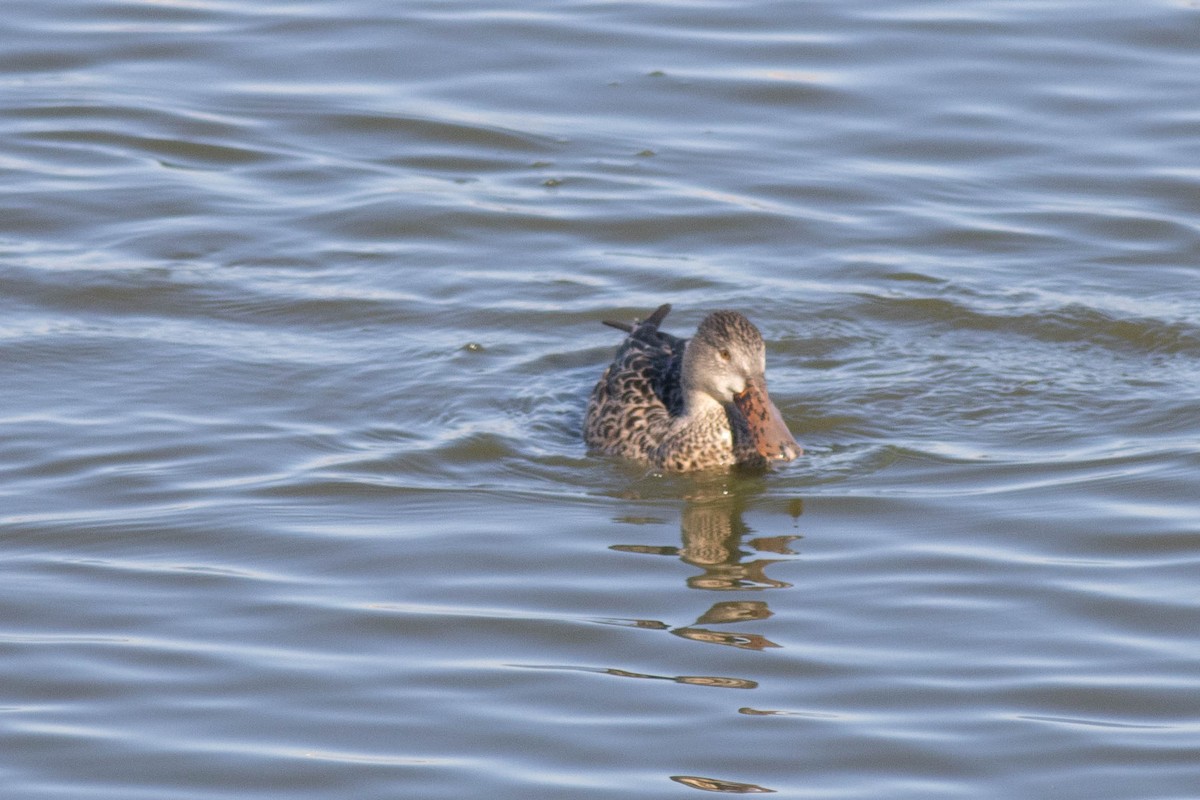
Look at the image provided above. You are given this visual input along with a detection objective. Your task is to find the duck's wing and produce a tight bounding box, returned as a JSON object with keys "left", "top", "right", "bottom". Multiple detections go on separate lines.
{"left": 584, "top": 305, "right": 687, "bottom": 460}
{"left": 609, "top": 304, "right": 686, "bottom": 416}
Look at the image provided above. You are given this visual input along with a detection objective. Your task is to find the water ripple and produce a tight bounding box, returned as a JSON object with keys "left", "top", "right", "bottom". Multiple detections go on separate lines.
{"left": 3, "top": 1, "right": 1200, "bottom": 799}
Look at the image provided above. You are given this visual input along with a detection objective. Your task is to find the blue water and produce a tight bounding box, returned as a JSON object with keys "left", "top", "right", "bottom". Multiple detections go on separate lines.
{"left": 2, "top": 1, "right": 1199, "bottom": 798}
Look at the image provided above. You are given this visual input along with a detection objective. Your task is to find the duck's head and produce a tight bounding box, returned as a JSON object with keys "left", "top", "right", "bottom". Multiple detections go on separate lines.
{"left": 682, "top": 310, "right": 801, "bottom": 462}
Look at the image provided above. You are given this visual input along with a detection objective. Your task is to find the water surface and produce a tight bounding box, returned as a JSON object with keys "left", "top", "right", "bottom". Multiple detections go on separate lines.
{"left": 2, "top": 1, "right": 1199, "bottom": 798}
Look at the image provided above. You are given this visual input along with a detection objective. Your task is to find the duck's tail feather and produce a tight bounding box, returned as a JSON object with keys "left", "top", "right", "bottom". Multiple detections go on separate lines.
{"left": 602, "top": 303, "right": 672, "bottom": 333}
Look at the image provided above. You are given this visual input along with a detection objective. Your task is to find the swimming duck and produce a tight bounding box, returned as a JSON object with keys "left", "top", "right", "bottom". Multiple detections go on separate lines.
{"left": 584, "top": 304, "right": 800, "bottom": 471}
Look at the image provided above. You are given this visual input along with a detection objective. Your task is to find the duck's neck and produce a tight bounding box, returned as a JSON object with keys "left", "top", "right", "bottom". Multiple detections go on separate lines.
{"left": 681, "top": 389, "right": 725, "bottom": 421}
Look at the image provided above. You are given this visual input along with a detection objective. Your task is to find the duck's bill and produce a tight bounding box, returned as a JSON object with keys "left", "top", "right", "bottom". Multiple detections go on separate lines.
{"left": 734, "top": 380, "right": 802, "bottom": 461}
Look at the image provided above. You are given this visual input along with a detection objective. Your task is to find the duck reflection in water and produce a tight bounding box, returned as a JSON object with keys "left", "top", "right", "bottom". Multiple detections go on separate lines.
{"left": 610, "top": 487, "right": 804, "bottom": 652}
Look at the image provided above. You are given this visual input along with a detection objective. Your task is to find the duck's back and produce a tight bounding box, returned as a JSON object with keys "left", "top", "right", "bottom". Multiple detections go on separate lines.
{"left": 584, "top": 304, "right": 686, "bottom": 462}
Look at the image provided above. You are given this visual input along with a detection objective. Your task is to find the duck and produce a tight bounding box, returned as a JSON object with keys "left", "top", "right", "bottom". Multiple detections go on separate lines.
{"left": 584, "top": 304, "right": 801, "bottom": 471}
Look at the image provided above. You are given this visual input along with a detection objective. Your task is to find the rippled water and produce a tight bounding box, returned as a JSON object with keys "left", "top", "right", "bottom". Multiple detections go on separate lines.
{"left": 3, "top": 1, "right": 1199, "bottom": 798}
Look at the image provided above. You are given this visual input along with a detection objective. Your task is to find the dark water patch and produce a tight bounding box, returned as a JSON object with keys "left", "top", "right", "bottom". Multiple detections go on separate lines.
{"left": 0, "top": 45, "right": 96, "bottom": 75}
{"left": 0, "top": 261, "right": 436, "bottom": 334}
{"left": 656, "top": 67, "right": 854, "bottom": 112}
{"left": 855, "top": 290, "right": 1200, "bottom": 357}
{"left": 5, "top": 100, "right": 264, "bottom": 161}
{"left": 309, "top": 112, "right": 556, "bottom": 157}
{"left": 26, "top": 129, "right": 270, "bottom": 170}
{"left": 1035, "top": 303, "right": 1200, "bottom": 356}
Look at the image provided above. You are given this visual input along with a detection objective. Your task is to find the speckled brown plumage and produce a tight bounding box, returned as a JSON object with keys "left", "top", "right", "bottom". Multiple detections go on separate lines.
{"left": 584, "top": 304, "right": 801, "bottom": 471}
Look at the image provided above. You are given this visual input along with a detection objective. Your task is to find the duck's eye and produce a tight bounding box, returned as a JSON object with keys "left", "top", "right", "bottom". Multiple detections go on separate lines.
{"left": 718, "top": 348, "right": 731, "bottom": 361}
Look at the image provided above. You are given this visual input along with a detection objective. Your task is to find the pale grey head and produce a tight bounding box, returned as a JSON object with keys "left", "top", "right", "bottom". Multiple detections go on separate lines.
{"left": 682, "top": 311, "right": 801, "bottom": 462}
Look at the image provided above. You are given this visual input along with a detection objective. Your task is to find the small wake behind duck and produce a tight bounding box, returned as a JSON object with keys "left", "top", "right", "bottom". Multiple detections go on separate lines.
{"left": 584, "top": 304, "right": 801, "bottom": 472}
